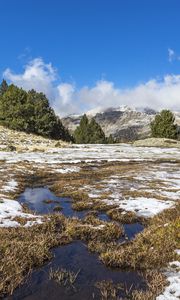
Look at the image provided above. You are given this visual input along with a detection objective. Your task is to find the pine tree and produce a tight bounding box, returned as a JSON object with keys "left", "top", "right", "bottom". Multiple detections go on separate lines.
{"left": 150, "top": 110, "right": 177, "bottom": 139}
{"left": 106, "top": 134, "right": 115, "bottom": 144}
{"left": 0, "top": 79, "right": 8, "bottom": 96}
{"left": 74, "top": 115, "right": 106, "bottom": 144}
{"left": 74, "top": 114, "right": 90, "bottom": 143}
{"left": 0, "top": 84, "right": 72, "bottom": 141}
{"left": 88, "top": 118, "right": 106, "bottom": 144}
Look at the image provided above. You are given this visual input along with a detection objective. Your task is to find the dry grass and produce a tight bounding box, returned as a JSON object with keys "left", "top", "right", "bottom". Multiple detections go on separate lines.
{"left": 0, "top": 215, "right": 71, "bottom": 297}
{"left": 53, "top": 205, "right": 63, "bottom": 212}
{"left": 101, "top": 204, "right": 180, "bottom": 270}
{"left": 107, "top": 208, "right": 145, "bottom": 224}
{"left": 95, "top": 280, "right": 122, "bottom": 300}
{"left": 49, "top": 267, "right": 80, "bottom": 287}
{"left": 43, "top": 199, "right": 59, "bottom": 204}
{"left": 0, "top": 125, "right": 69, "bottom": 152}
{"left": 132, "top": 271, "right": 167, "bottom": 300}
{"left": 95, "top": 270, "right": 167, "bottom": 300}
{"left": 0, "top": 159, "right": 179, "bottom": 298}
{"left": 66, "top": 216, "right": 124, "bottom": 243}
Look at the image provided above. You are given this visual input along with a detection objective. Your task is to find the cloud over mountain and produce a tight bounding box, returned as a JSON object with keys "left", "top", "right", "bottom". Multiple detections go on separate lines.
{"left": 3, "top": 58, "right": 180, "bottom": 116}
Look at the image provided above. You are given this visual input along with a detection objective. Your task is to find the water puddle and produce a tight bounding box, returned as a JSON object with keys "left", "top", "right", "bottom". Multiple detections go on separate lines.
{"left": 18, "top": 187, "right": 87, "bottom": 219}
{"left": 124, "top": 223, "right": 144, "bottom": 240}
{"left": 18, "top": 187, "right": 144, "bottom": 241}
{"left": 8, "top": 242, "right": 146, "bottom": 300}
{"left": 14, "top": 187, "right": 145, "bottom": 299}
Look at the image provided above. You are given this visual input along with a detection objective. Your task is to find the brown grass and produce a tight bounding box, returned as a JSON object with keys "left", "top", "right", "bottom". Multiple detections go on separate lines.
{"left": 95, "top": 271, "right": 167, "bottom": 300}
{"left": 0, "top": 215, "right": 71, "bottom": 297}
{"left": 101, "top": 205, "right": 180, "bottom": 270}
{"left": 0, "top": 159, "right": 179, "bottom": 298}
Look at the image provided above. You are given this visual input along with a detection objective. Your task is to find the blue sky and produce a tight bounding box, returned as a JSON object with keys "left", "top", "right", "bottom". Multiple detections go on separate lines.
{"left": 0, "top": 0, "right": 180, "bottom": 115}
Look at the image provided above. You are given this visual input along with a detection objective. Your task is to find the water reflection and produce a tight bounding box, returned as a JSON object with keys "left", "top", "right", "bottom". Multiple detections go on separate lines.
{"left": 18, "top": 187, "right": 86, "bottom": 218}
{"left": 9, "top": 242, "right": 146, "bottom": 300}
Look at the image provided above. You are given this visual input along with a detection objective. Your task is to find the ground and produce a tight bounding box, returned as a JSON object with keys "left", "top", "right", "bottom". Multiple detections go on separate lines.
{"left": 134, "top": 137, "right": 180, "bottom": 148}
{"left": 0, "top": 139, "right": 179, "bottom": 299}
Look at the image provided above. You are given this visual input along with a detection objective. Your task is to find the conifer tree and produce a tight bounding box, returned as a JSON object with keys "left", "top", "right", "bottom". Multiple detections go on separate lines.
{"left": 0, "top": 84, "right": 72, "bottom": 141}
{"left": 150, "top": 110, "right": 177, "bottom": 139}
{"left": 74, "top": 114, "right": 106, "bottom": 144}
{"left": 88, "top": 118, "right": 106, "bottom": 144}
{"left": 0, "top": 79, "right": 8, "bottom": 96}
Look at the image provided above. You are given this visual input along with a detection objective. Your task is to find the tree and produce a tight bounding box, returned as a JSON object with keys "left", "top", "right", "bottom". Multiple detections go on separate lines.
{"left": 74, "top": 114, "right": 106, "bottom": 144}
{"left": 88, "top": 118, "right": 106, "bottom": 144}
{"left": 73, "top": 114, "right": 90, "bottom": 143}
{"left": 0, "top": 84, "right": 72, "bottom": 141}
{"left": 150, "top": 110, "right": 177, "bottom": 139}
{"left": 0, "top": 79, "right": 8, "bottom": 96}
{"left": 106, "top": 134, "right": 115, "bottom": 144}
{"left": 0, "top": 84, "right": 31, "bottom": 131}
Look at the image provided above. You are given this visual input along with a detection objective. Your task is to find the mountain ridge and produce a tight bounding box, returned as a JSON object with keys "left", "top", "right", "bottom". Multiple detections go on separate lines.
{"left": 62, "top": 106, "right": 180, "bottom": 142}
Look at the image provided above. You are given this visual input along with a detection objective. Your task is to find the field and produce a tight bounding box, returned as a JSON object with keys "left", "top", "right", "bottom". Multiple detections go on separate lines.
{"left": 0, "top": 144, "right": 179, "bottom": 300}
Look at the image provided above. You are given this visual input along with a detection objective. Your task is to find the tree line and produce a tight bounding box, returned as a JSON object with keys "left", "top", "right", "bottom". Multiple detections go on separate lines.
{"left": 0, "top": 80, "right": 179, "bottom": 143}
{"left": 0, "top": 80, "right": 72, "bottom": 141}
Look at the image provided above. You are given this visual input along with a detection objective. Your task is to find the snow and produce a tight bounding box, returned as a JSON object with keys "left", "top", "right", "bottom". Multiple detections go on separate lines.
{"left": 2, "top": 179, "right": 18, "bottom": 192}
{"left": 88, "top": 192, "right": 102, "bottom": 198}
{"left": 0, "top": 144, "right": 179, "bottom": 164}
{"left": 175, "top": 249, "right": 180, "bottom": 256}
{"left": 156, "top": 261, "right": 180, "bottom": 300}
{"left": 55, "top": 166, "right": 81, "bottom": 173}
{"left": 103, "top": 197, "right": 174, "bottom": 217}
{"left": 0, "top": 144, "right": 179, "bottom": 225}
{"left": 0, "top": 198, "right": 42, "bottom": 227}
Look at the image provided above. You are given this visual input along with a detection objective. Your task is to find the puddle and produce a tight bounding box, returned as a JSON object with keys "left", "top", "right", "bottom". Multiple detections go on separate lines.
{"left": 18, "top": 187, "right": 144, "bottom": 242}
{"left": 97, "top": 212, "right": 111, "bottom": 222}
{"left": 14, "top": 187, "right": 146, "bottom": 299}
{"left": 8, "top": 242, "right": 146, "bottom": 300}
{"left": 18, "top": 187, "right": 87, "bottom": 219}
{"left": 124, "top": 223, "right": 144, "bottom": 240}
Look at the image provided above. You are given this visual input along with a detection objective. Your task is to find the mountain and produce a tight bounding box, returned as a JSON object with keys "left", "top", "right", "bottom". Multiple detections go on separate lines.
{"left": 62, "top": 106, "right": 180, "bottom": 142}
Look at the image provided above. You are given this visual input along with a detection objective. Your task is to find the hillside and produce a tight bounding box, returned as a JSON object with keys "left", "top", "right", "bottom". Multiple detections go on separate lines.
{"left": 62, "top": 106, "right": 180, "bottom": 142}
{"left": 0, "top": 125, "right": 69, "bottom": 152}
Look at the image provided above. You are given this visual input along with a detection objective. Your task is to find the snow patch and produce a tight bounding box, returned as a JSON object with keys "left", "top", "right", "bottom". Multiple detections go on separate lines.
{"left": 55, "top": 166, "right": 81, "bottom": 173}
{"left": 103, "top": 197, "right": 174, "bottom": 217}
{"left": 156, "top": 261, "right": 180, "bottom": 300}
{"left": 0, "top": 198, "right": 42, "bottom": 227}
{"left": 2, "top": 179, "right": 18, "bottom": 192}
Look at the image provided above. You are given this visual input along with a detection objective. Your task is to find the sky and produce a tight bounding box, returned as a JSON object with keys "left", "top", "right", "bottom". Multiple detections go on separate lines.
{"left": 0, "top": 0, "right": 180, "bottom": 116}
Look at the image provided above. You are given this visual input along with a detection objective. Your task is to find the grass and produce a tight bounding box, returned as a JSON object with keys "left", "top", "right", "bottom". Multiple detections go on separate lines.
{"left": 107, "top": 208, "right": 145, "bottom": 224}
{"left": 95, "top": 280, "right": 123, "bottom": 299}
{"left": 131, "top": 271, "right": 167, "bottom": 300}
{"left": 95, "top": 270, "right": 167, "bottom": 300}
{"left": 0, "top": 215, "right": 71, "bottom": 296}
{"left": 0, "top": 159, "right": 179, "bottom": 298}
{"left": 66, "top": 216, "right": 124, "bottom": 243}
{"left": 49, "top": 267, "right": 80, "bottom": 287}
{"left": 100, "top": 203, "right": 180, "bottom": 270}
{"left": 0, "top": 213, "right": 124, "bottom": 297}
{"left": 53, "top": 205, "right": 63, "bottom": 212}
{"left": 43, "top": 199, "right": 59, "bottom": 204}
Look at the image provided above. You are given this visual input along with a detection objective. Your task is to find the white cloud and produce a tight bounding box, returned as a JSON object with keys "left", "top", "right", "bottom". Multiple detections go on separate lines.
{"left": 4, "top": 58, "right": 56, "bottom": 99}
{"left": 168, "top": 48, "right": 180, "bottom": 62}
{"left": 3, "top": 57, "right": 180, "bottom": 117}
{"left": 168, "top": 48, "right": 175, "bottom": 62}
